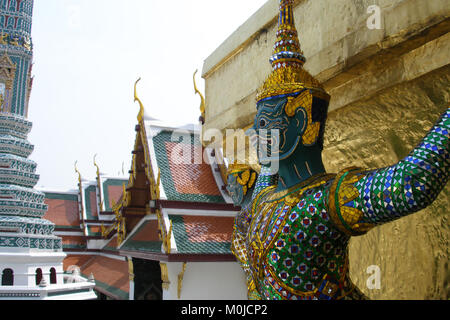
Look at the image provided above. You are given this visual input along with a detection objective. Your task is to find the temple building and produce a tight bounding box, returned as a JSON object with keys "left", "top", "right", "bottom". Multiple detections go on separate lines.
{"left": 201, "top": 0, "right": 449, "bottom": 299}
{"left": 40, "top": 81, "right": 247, "bottom": 300}
{"left": 0, "top": 0, "right": 96, "bottom": 299}
{"left": 41, "top": 173, "right": 130, "bottom": 300}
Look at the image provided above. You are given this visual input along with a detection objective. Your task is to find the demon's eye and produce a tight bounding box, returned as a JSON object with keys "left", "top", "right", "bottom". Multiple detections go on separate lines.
{"left": 259, "top": 118, "right": 267, "bottom": 128}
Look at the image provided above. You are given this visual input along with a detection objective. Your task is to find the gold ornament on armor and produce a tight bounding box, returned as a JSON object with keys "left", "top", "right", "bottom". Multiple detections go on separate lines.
{"left": 227, "top": 163, "right": 257, "bottom": 196}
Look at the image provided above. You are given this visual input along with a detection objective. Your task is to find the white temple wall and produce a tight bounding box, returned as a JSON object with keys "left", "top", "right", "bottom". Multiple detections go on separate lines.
{"left": 163, "top": 261, "right": 247, "bottom": 300}
{"left": 1, "top": 252, "right": 66, "bottom": 287}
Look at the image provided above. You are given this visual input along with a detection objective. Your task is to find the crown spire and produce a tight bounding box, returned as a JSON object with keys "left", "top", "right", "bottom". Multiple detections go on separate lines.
{"left": 270, "top": 0, "right": 306, "bottom": 70}
{"left": 256, "top": 0, "right": 329, "bottom": 103}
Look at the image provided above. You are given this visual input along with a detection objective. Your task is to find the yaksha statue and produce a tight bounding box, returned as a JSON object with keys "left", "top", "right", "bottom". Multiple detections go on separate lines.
{"left": 231, "top": 0, "right": 449, "bottom": 300}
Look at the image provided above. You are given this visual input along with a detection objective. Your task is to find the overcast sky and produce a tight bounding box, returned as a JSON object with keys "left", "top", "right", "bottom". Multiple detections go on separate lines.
{"left": 27, "top": 0, "right": 268, "bottom": 191}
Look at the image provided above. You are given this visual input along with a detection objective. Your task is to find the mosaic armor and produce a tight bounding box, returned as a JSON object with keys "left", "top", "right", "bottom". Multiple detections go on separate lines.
{"left": 231, "top": 0, "right": 449, "bottom": 300}
{"left": 232, "top": 110, "right": 449, "bottom": 300}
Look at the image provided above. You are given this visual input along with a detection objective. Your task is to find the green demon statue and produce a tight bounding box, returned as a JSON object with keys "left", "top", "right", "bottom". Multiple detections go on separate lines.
{"left": 231, "top": 0, "right": 449, "bottom": 300}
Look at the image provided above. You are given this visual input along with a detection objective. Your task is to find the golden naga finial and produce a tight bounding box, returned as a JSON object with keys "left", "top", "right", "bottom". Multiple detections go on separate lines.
{"left": 193, "top": 70, "right": 206, "bottom": 124}
{"left": 93, "top": 154, "right": 105, "bottom": 212}
{"left": 177, "top": 262, "right": 187, "bottom": 299}
{"left": 165, "top": 220, "right": 173, "bottom": 254}
{"left": 134, "top": 77, "right": 145, "bottom": 122}
{"left": 156, "top": 168, "right": 161, "bottom": 199}
{"left": 93, "top": 154, "right": 100, "bottom": 177}
{"left": 74, "top": 161, "right": 82, "bottom": 184}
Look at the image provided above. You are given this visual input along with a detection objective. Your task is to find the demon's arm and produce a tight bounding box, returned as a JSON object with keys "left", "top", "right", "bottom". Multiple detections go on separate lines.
{"left": 230, "top": 201, "right": 262, "bottom": 300}
{"left": 231, "top": 165, "right": 278, "bottom": 299}
{"left": 328, "top": 108, "right": 449, "bottom": 236}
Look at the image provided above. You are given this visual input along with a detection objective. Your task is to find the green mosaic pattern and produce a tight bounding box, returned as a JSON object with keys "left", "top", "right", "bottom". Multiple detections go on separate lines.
{"left": 0, "top": 154, "right": 37, "bottom": 172}
{"left": 63, "top": 243, "right": 87, "bottom": 250}
{"left": 253, "top": 166, "right": 278, "bottom": 198}
{"left": 235, "top": 109, "right": 449, "bottom": 300}
{"left": 0, "top": 114, "right": 32, "bottom": 139}
{"left": 0, "top": 135, "right": 34, "bottom": 157}
{"left": 82, "top": 273, "right": 128, "bottom": 300}
{"left": 44, "top": 192, "right": 78, "bottom": 201}
{"left": 0, "top": 235, "right": 62, "bottom": 250}
{"left": 0, "top": 1, "right": 64, "bottom": 253}
{"left": 120, "top": 240, "right": 162, "bottom": 253}
{"left": 345, "top": 109, "right": 449, "bottom": 230}
{"left": 247, "top": 181, "right": 352, "bottom": 300}
{"left": 0, "top": 216, "right": 54, "bottom": 234}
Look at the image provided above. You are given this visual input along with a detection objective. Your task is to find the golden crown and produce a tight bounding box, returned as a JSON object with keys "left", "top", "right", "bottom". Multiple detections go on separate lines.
{"left": 256, "top": 0, "right": 330, "bottom": 103}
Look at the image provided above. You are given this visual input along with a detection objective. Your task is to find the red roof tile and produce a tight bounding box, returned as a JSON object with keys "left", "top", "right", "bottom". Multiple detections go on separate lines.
{"left": 43, "top": 198, "right": 80, "bottom": 227}
{"left": 88, "top": 226, "right": 102, "bottom": 233}
{"left": 63, "top": 255, "right": 93, "bottom": 271}
{"left": 107, "top": 185, "right": 123, "bottom": 208}
{"left": 165, "top": 142, "right": 221, "bottom": 196}
{"left": 81, "top": 256, "right": 129, "bottom": 297}
{"left": 183, "top": 216, "right": 234, "bottom": 243}
{"left": 131, "top": 220, "right": 160, "bottom": 242}
{"left": 104, "top": 237, "right": 118, "bottom": 250}
{"left": 89, "top": 190, "right": 98, "bottom": 217}
{"left": 62, "top": 236, "right": 86, "bottom": 246}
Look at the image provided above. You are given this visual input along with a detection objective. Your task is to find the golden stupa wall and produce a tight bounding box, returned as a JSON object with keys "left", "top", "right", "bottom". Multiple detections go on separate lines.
{"left": 202, "top": 0, "right": 449, "bottom": 299}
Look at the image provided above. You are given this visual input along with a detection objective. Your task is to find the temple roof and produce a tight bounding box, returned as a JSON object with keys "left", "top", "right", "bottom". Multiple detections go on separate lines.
{"left": 119, "top": 219, "right": 162, "bottom": 254}
{"left": 63, "top": 254, "right": 129, "bottom": 300}
{"left": 170, "top": 215, "right": 234, "bottom": 255}
{"left": 118, "top": 214, "right": 236, "bottom": 261}
{"left": 149, "top": 126, "right": 225, "bottom": 204}
{"left": 43, "top": 191, "right": 81, "bottom": 230}
{"left": 80, "top": 255, "right": 129, "bottom": 300}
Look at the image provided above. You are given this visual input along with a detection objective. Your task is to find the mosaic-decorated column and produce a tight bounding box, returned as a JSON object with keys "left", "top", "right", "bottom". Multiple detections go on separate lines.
{"left": 0, "top": 0, "right": 64, "bottom": 288}
{"left": 0, "top": 0, "right": 33, "bottom": 116}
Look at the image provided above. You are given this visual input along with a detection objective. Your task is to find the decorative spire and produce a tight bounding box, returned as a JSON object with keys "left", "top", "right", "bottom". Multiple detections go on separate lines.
{"left": 93, "top": 154, "right": 100, "bottom": 178}
{"left": 256, "top": 0, "right": 329, "bottom": 103}
{"left": 193, "top": 70, "right": 206, "bottom": 124}
{"left": 74, "top": 161, "right": 82, "bottom": 185}
{"left": 270, "top": 0, "right": 306, "bottom": 70}
{"left": 93, "top": 154, "right": 104, "bottom": 212}
{"left": 134, "top": 78, "right": 145, "bottom": 122}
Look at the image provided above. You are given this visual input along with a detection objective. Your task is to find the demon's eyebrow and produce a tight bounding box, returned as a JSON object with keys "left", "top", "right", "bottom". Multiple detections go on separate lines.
{"left": 257, "top": 98, "right": 287, "bottom": 112}
{"left": 257, "top": 101, "right": 281, "bottom": 110}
